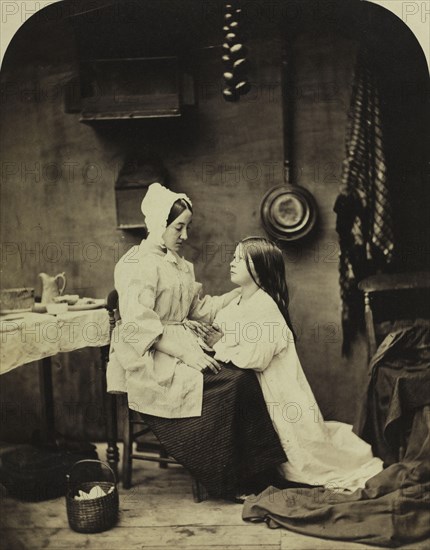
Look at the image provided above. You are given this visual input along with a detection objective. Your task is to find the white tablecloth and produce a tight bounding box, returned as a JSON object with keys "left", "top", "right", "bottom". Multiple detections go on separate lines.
{"left": 0, "top": 309, "right": 109, "bottom": 375}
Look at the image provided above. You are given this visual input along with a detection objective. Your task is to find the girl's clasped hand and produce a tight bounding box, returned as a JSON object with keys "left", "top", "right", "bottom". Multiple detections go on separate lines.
{"left": 185, "top": 320, "right": 224, "bottom": 347}
{"left": 181, "top": 321, "right": 224, "bottom": 374}
{"left": 203, "top": 323, "right": 224, "bottom": 348}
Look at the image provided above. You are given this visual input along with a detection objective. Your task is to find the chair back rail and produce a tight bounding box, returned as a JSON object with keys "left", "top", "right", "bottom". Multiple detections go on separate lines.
{"left": 106, "top": 289, "right": 119, "bottom": 337}
{"left": 359, "top": 271, "right": 430, "bottom": 359}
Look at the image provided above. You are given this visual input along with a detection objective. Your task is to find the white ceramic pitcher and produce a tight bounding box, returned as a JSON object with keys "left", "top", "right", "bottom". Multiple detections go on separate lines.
{"left": 39, "top": 272, "right": 67, "bottom": 304}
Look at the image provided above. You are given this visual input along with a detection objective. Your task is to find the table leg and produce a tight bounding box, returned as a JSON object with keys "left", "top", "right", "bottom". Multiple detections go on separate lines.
{"left": 38, "top": 357, "right": 56, "bottom": 445}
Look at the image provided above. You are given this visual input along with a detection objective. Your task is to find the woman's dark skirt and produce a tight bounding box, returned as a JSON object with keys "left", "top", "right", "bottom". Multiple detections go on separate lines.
{"left": 143, "top": 362, "right": 287, "bottom": 498}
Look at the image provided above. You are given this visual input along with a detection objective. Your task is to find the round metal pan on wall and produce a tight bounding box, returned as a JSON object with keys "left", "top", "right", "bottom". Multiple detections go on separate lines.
{"left": 260, "top": 43, "right": 319, "bottom": 243}
{"left": 260, "top": 184, "right": 318, "bottom": 242}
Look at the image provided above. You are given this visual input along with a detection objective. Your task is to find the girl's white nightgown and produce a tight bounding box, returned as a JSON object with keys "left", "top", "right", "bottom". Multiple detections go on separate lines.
{"left": 213, "top": 288, "right": 383, "bottom": 492}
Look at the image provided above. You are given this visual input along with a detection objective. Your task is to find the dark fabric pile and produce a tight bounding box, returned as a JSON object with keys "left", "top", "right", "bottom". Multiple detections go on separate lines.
{"left": 243, "top": 323, "right": 430, "bottom": 547}
{"left": 355, "top": 319, "right": 430, "bottom": 465}
{"left": 334, "top": 46, "right": 395, "bottom": 356}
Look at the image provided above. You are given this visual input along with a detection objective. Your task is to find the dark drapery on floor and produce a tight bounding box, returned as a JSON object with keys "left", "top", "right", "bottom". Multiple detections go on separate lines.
{"left": 243, "top": 324, "right": 430, "bottom": 547}
{"left": 143, "top": 363, "right": 287, "bottom": 498}
{"left": 243, "top": 406, "right": 430, "bottom": 547}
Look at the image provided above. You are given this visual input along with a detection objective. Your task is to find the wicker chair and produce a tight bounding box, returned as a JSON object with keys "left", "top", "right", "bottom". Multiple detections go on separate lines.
{"left": 106, "top": 289, "right": 207, "bottom": 502}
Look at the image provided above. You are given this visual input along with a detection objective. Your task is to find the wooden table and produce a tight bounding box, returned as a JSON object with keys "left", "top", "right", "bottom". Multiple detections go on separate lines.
{"left": 0, "top": 308, "right": 120, "bottom": 476}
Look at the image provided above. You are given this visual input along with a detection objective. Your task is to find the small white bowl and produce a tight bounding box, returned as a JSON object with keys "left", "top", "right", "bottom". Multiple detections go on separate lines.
{"left": 46, "top": 303, "right": 68, "bottom": 315}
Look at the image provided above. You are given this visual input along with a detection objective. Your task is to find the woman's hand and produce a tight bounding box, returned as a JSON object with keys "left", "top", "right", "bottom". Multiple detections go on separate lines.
{"left": 179, "top": 349, "right": 222, "bottom": 374}
{"left": 184, "top": 320, "right": 212, "bottom": 340}
{"left": 203, "top": 323, "right": 224, "bottom": 348}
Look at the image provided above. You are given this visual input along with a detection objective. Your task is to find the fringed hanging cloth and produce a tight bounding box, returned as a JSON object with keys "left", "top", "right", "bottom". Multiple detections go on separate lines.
{"left": 334, "top": 46, "right": 395, "bottom": 356}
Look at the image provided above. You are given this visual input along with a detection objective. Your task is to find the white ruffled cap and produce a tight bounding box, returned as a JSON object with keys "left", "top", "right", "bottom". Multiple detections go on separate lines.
{"left": 141, "top": 182, "right": 192, "bottom": 246}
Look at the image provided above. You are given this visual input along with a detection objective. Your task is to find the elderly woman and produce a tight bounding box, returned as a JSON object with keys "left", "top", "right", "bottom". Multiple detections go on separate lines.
{"left": 107, "top": 184, "right": 286, "bottom": 499}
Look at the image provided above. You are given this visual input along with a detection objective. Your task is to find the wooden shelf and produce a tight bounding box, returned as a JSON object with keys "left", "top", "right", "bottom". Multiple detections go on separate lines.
{"left": 77, "top": 57, "right": 195, "bottom": 121}
{"left": 116, "top": 224, "right": 146, "bottom": 230}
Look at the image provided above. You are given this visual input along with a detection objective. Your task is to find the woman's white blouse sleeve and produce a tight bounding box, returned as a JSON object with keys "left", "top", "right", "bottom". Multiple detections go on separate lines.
{"left": 188, "top": 265, "right": 240, "bottom": 324}
{"left": 118, "top": 262, "right": 164, "bottom": 360}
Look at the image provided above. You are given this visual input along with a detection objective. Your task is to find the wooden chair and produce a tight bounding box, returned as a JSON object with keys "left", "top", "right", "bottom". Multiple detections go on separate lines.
{"left": 358, "top": 271, "right": 430, "bottom": 460}
{"left": 358, "top": 271, "right": 430, "bottom": 360}
{"left": 106, "top": 289, "right": 207, "bottom": 502}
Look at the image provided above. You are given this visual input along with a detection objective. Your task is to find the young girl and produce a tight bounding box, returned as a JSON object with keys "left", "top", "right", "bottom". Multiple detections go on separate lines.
{"left": 107, "top": 185, "right": 286, "bottom": 498}
{"left": 211, "top": 237, "right": 384, "bottom": 492}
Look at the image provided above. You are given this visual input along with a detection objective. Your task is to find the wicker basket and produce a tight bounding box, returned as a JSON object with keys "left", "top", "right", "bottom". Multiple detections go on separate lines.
{"left": 65, "top": 460, "right": 119, "bottom": 533}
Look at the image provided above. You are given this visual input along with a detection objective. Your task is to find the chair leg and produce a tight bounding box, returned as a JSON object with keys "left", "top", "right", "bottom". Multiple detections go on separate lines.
{"left": 122, "top": 407, "right": 206, "bottom": 502}
{"left": 159, "top": 446, "right": 169, "bottom": 469}
{"left": 122, "top": 407, "right": 133, "bottom": 490}
{"left": 191, "top": 477, "right": 209, "bottom": 503}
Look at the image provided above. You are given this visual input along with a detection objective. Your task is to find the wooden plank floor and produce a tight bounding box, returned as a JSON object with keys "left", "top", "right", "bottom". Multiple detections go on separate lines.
{"left": 1, "top": 443, "right": 429, "bottom": 550}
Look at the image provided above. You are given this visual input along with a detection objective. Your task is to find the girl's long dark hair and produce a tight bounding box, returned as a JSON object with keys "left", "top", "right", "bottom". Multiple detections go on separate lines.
{"left": 240, "top": 237, "right": 296, "bottom": 341}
